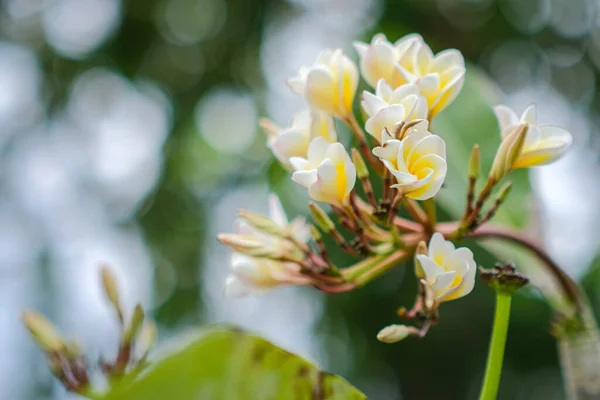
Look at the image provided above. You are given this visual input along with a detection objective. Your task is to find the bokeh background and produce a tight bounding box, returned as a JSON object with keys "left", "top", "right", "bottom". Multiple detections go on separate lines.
{"left": 1, "top": 0, "right": 600, "bottom": 399}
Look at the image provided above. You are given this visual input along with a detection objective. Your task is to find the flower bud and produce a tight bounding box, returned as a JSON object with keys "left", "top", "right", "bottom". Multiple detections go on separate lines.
{"left": 377, "top": 324, "right": 412, "bottom": 343}
{"left": 101, "top": 266, "right": 123, "bottom": 320}
{"left": 217, "top": 234, "right": 281, "bottom": 258}
{"left": 125, "top": 304, "right": 145, "bottom": 344}
{"left": 414, "top": 240, "right": 428, "bottom": 279}
{"left": 22, "top": 311, "right": 66, "bottom": 353}
{"left": 237, "top": 209, "right": 286, "bottom": 237}
{"left": 310, "top": 225, "right": 322, "bottom": 242}
{"left": 138, "top": 321, "right": 158, "bottom": 354}
{"left": 496, "top": 181, "right": 512, "bottom": 203}
{"left": 469, "top": 144, "right": 480, "bottom": 180}
{"left": 351, "top": 148, "right": 369, "bottom": 179}
{"left": 308, "top": 202, "right": 335, "bottom": 233}
{"left": 489, "top": 124, "right": 528, "bottom": 183}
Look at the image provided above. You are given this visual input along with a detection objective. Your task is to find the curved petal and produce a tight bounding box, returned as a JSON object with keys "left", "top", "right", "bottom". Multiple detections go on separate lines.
{"left": 361, "top": 41, "right": 397, "bottom": 87}
{"left": 268, "top": 194, "right": 288, "bottom": 227}
{"left": 289, "top": 157, "right": 312, "bottom": 171}
{"left": 306, "top": 136, "right": 330, "bottom": 165}
{"left": 338, "top": 54, "right": 358, "bottom": 116}
{"left": 430, "top": 49, "right": 465, "bottom": 74}
{"left": 416, "top": 255, "right": 443, "bottom": 283}
{"left": 362, "top": 90, "right": 388, "bottom": 116}
{"left": 365, "top": 104, "right": 407, "bottom": 142}
{"left": 443, "top": 247, "right": 474, "bottom": 277}
{"left": 224, "top": 275, "right": 254, "bottom": 297}
{"left": 407, "top": 134, "right": 446, "bottom": 166}
{"left": 432, "top": 271, "right": 457, "bottom": 298}
{"left": 428, "top": 233, "right": 451, "bottom": 265}
{"left": 520, "top": 104, "right": 537, "bottom": 125}
{"left": 493, "top": 105, "right": 520, "bottom": 136}
{"left": 291, "top": 169, "right": 318, "bottom": 188}
{"left": 305, "top": 66, "right": 336, "bottom": 114}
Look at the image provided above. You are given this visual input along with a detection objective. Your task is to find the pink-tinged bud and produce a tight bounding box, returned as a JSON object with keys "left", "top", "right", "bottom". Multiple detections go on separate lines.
{"left": 489, "top": 124, "right": 527, "bottom": 183}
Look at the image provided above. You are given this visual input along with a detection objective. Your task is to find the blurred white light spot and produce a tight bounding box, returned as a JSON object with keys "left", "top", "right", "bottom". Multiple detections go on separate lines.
{"left": 0, "top": 43, "right": 41, "bottom": 135}
{"left": 550, "top": 0, "right": 596, "bottom": 38}
{"left": 156, "top": 0, "right": 227, "bottom": 45}
{"left": 43, "top": 0, "right": 121, "bottom": 58}
{"left": 486, "top": 41, "right": 551, "bottom": 92}
{"left": 68, "top": 69, "right": 171, "bottom": 217}
{"left": 195, "top": 87, "right": 258, "bottom": 153}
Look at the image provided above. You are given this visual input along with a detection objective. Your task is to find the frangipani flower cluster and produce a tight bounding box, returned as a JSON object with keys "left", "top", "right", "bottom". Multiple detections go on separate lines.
{"left": 220, "top": 32, "right": 575, "bottom": 345}
{"left": 354, "top": 33, "right": 466, "bottom": 117}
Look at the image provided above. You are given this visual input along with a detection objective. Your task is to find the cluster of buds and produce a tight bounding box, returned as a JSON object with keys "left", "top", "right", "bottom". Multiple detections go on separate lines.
{"left": 218, "top": 32, "right": 574, "bottom": 342}
{"left": 23, "top": 266, "right": 156, "bottom": 397}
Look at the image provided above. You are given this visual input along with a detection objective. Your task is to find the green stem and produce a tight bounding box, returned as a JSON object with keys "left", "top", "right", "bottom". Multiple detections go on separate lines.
{"left": 353, "top": 250, "right": 408, "bottom": 286}
{"left": 479, "top": 293, "right": 512, "bottom": 400}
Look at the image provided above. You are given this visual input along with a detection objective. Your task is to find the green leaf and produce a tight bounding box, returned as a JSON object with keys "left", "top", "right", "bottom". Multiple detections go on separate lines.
{"left": 104, "top": 326, "right": 366, "bottom": 400}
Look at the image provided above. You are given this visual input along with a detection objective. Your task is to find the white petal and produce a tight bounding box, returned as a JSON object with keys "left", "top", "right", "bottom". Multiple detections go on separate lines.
{"left": 291, "top": 169, "right": 318, "bottom": 188}
{"left": 353, "top": 41, "right": 369, "bottom": 58}
{"left": 443, "top": 247, "right": 474, "bottom": 277}
{"left": 520, "top": 104, "right": 537, "bottom": 125}
{"left": 432, "top": 271, "right": 456, "bottom": 297}
{"left": 365, "top": 105, "right": 407, "bottom": 142}
{"left": 407, "top": 134, "right": 446, "bottom": 165}
{"left": 362, "top": 90, "right": 388, "bottom": 116}
{"left": 416, "top": 254, "right": 443, "bottom": 283}
{"left": 428, "top": 233, "right": 450, "bottom": 264}
{"left": 430, "top": 49, "right": 464, "bottom": 73}
{"left": 267, "top": 194, "right": 288, "bottom": 227}
{"left": 493, "top": 105, "right": 519, "bottom": 135}
{"left": 307, "top": 136, "right": 330, "bottom": 165}
{"left": 305, "top": 66, "right": 336, "bottom": 114}
{"left": 289, "top": 157, "right": 312, "bottom": 171}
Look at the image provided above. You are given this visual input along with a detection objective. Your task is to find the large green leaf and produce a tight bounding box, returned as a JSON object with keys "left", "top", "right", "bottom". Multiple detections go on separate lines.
{"left": 105, "top": 326, "right": 366, "bottom": 400}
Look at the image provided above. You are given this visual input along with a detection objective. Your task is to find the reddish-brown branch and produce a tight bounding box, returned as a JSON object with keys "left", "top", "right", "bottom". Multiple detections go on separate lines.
{"left": 456, "top": 224, "right": 583, "bottom": 312}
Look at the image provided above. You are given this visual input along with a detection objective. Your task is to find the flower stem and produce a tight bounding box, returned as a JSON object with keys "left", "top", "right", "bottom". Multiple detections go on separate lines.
{"left": 479, "top": 293, "right": 511, "bottom": 400}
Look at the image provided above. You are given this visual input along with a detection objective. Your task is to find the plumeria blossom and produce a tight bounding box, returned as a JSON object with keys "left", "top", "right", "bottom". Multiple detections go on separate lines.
{"left": 260, "top": 110, "right": 337, "bottom": 169}
{"left": 290, "top": 137, "right": 356, "bottom": 206}
{"left": 416, "top": 233, "right": 476, "bottom": 303}
{"left": 372, "top": 120, "right": 447, "bottom": 200}
{"left": 362, "top": 79, "right": 428, "bottom": 143}
{"left": 493, "top": 104, "right": 573, "bottom": 169}
{"left": 222, "top": 195, "right": 312, "bottom": 297}
{"left": 354, "top": 33, "right": 465, "bottom": 117}
{"left": 288, "top": 49, "right": 358, "bottom": 119}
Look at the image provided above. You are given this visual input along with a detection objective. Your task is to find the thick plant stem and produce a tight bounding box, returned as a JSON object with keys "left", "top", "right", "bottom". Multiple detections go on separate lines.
{"left": 479, "top": 293, "right": 512, "bottom": 400}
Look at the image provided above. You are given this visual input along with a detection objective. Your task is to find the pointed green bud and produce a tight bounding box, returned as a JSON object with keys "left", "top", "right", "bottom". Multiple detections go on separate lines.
{"left": 489, "top": 124, "right": 528, "bottom": 182}
{"left": 237, "top": 209, "right": 285, "bottom": 237}
{"left": 125, "top": 304, "right": 145, "bottom": 344}
{"left": 217, "top": 233, "right": 279, "bottom": 258}
{"left": 469, "top": 144, "right": 480, "bottom": 179}
{"left": 310, "top": 225, "right": 322, "bottom": 242}
{"left": 101, "top": 266, "right": 123, "bottom": 321}
{"left": 414, "top": 241, "right": 428, "bottom": 279}
{"left": 22, "top": 311, "right": 66, "bottom": 353}
{"left": 351, "top": 148, "right": 369, "bottom": 179}
{"left": 496, "top": 181, "right": 512, "bottom": 203}
{"left": 308, "top": 202, "right": 335, "bottom": 233}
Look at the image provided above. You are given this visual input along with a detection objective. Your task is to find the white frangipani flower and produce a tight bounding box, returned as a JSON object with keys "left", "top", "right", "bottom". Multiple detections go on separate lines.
{"left": 222, "top": 195, "right": 312, "bottom": 297}
{"left": 362, "top": 79, "right": 428, "bottom": 143}
{"left": 493, "top": 104, "right": 573, "bottom": 169}
{"left": 260, "top": 110, "right": 337, "bottom": 169}
{"left": 372, "top": 120, "right": 447, "bottom": 200}
{"left": 354, "top": 33, "right": 465, "bottom": 117}
{"left": 288, "top": 49, "right": 358, "bottom": 119}
{"left": 416, "top": 233, "right": 476, "bottom": 303}
{"left": 290, "top": 137, "right": 357, "bottom": 206}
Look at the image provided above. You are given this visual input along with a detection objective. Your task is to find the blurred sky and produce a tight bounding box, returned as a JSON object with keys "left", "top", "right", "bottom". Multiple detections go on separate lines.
{"left": 0, "top": 0, "right": 599, "bottom": 399}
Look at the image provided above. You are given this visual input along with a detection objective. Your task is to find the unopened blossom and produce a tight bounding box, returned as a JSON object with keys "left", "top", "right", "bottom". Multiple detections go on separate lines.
{"left": 260, "top": 110, "right": 337, "bottom": 169}
{"left": 288, "top": 49, "right": 358, "bottom": 119}
{"left": 220, "top": 195, "right": 312, "bottom": 297}
{"left": 493, "top": 104, "right": 573, "bottom": 169}
{"left": 290, "top": 137, "right": 356, "bottom": 206}
{"left": 362, "top": 79, "right": 428, "bottom": 143}
{"left": 416, "top": 233, "right": 476, "bottom": 303}
{"left": 372, "top": 120, "right": 446, "bottom": 200}
{"left": 354, "top": 33, "right": 465, "bottom": 117}
{"left": 377, "top": 324, "right": 414, "bottom": 344}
